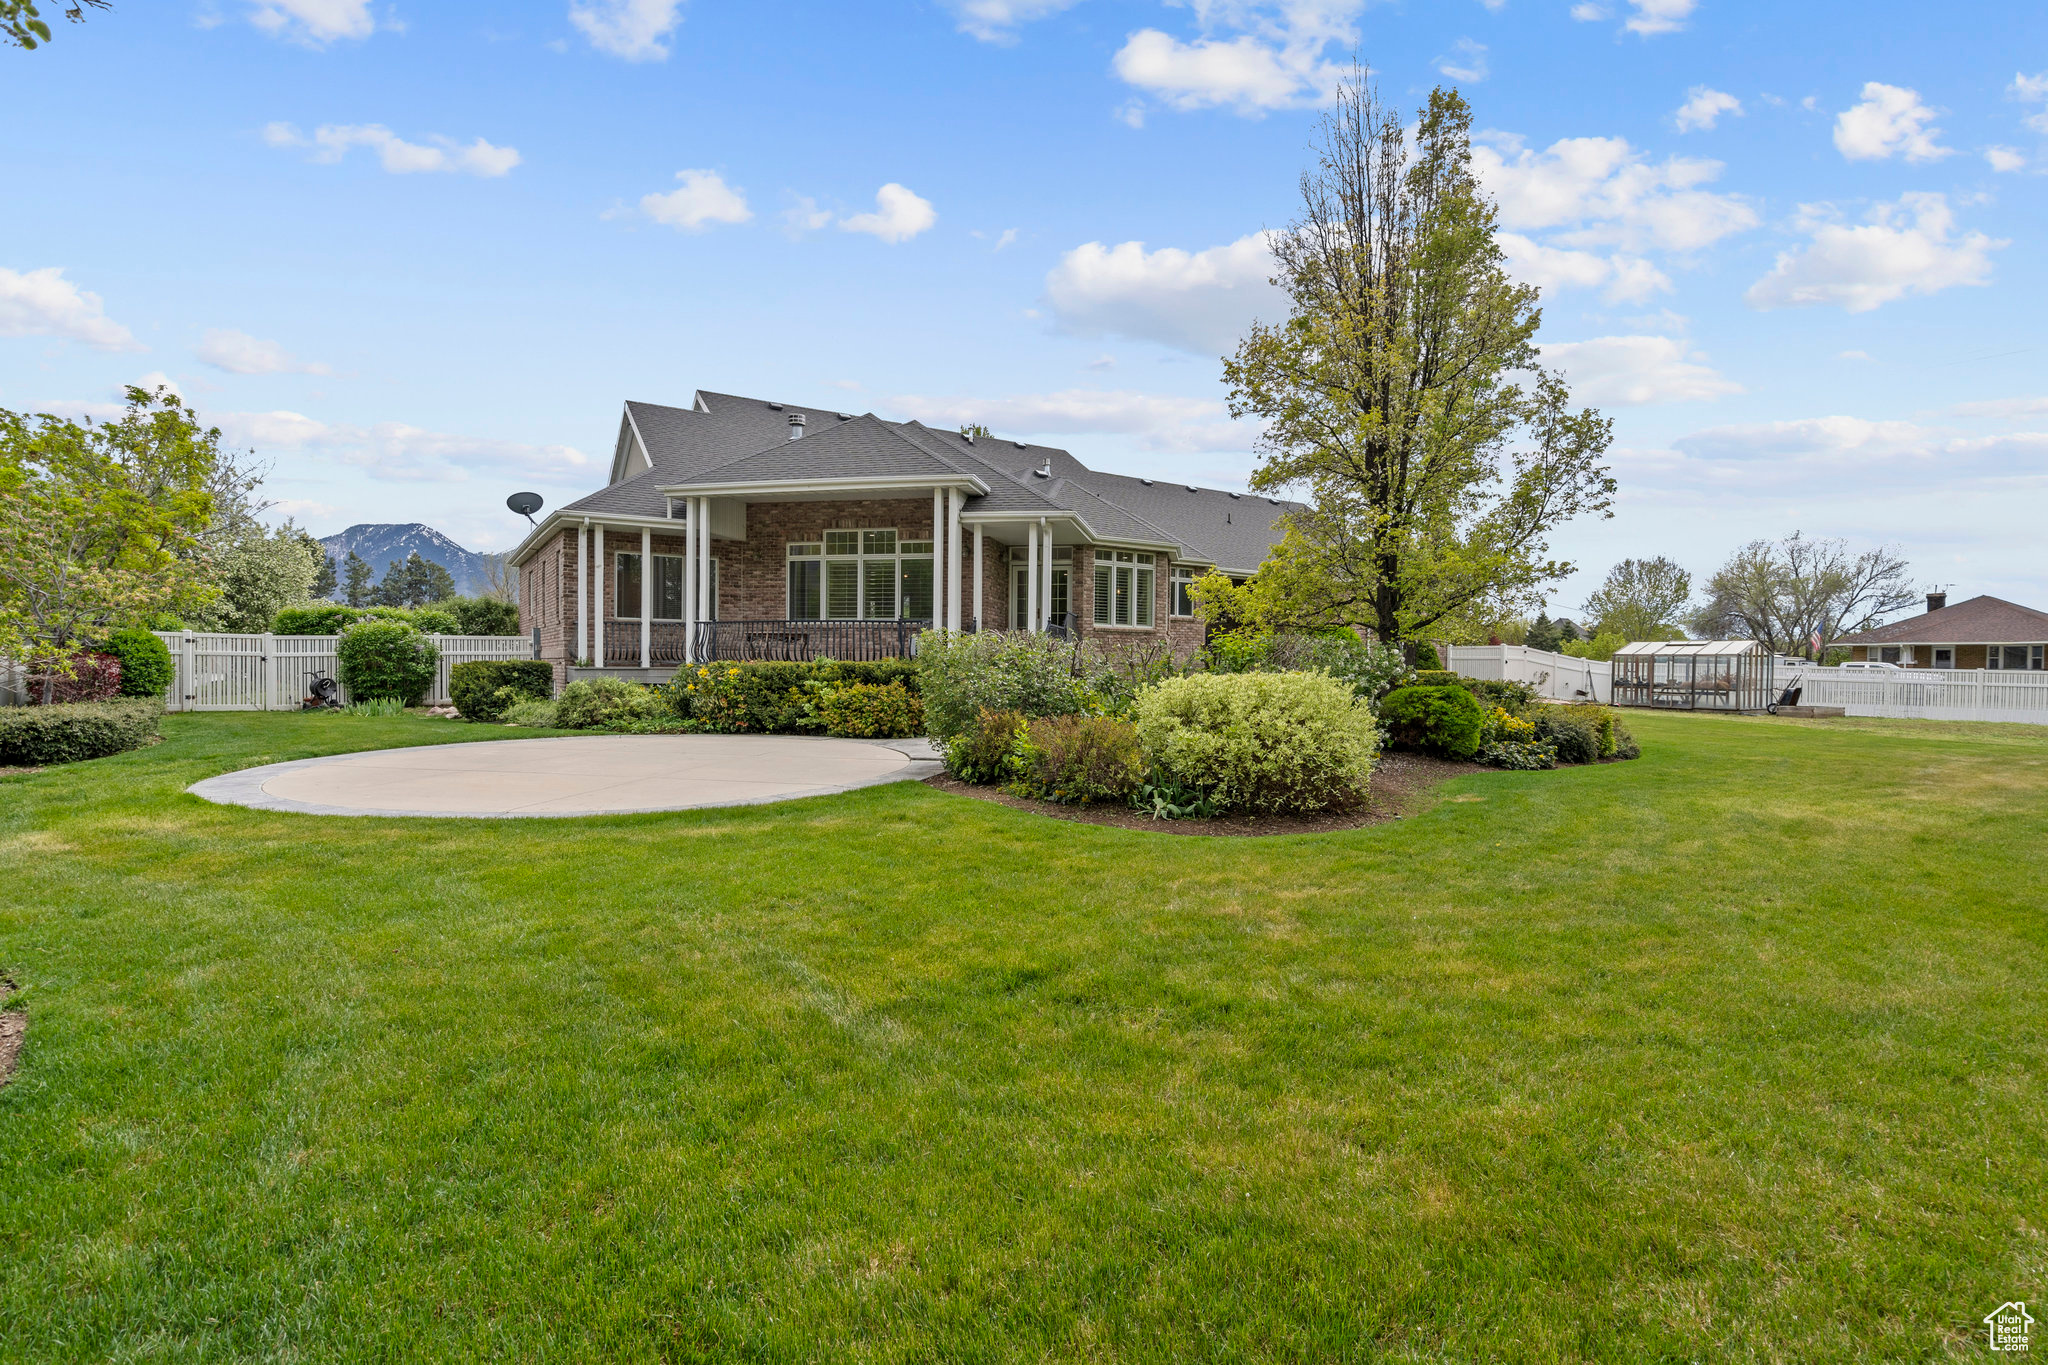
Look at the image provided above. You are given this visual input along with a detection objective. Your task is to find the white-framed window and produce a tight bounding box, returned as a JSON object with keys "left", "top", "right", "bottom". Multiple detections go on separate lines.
{"left": 786, "top": 531, "right": 933, "bottom": 621}
{"left": 1880, "top": 646, "right": 1902, "bottom": 663}
{"left": 1007, "top": 546, "right": 1072, "bottom": 629}
{"left": 616, "top": 552, "right": 715, "bottom": 620}
{"left": 1933, "top": 647, "right": 1954, "bottom": 668}
{"left": 1170, "top": 566, "right": 1198, "bottom": 618}
{"left": 1990, "top": 644, "right": 2046, "bottom": 671}
{"left": 1092, "top": 550, "right": 1155, "bottom": 628}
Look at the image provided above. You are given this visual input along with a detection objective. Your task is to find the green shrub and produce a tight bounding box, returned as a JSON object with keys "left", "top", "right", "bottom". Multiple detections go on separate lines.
{"left": 1134, "top": 671, "right": 1378, "bottom": 815}
{"left": 501, "top": 698, "right": 560, "bottom": 728}
{"left": 1531, "top": 706, "right": 1601, "bottom": 765}
{"left": 273, "top": 603, "right": 461, "bottom": 636}
{"left": 1378, "top": 685, "right": 1484, "bottom": 761}
{"left": 1205, "top": 631, "right": 1408, "bottom": 700}
{"left": 809, "top": 681, "right": 923, "bottom": 738}
{"left": 945, "top": 708, "right": 1025, "bottom": 784}
{"left": 1008, "top": 714, "right": 1145, "bottom": 805}
{"left": 102, "top": 629, "right": 174, "bottom": 698}
{"left": 556, "top": 677, "right": 663, "bottom": 729}
{"left": 24, "top": 653, "right": 121, "bottom": 704}
{"left": 448, "top": 660, "right": 554, "bottom": 722}
{"left": 672, "top": 659, "right": 923, "bottom": 734}
{"left": 1463, "top": 678, "right": 1541, "bottom": 713}
{"left": 916, "top": 631, "right": 1107, "bottom": 741}
{"left": 336, "top": 620, "right": 440, "bottom": 703}
{"left": 1480, "top": 739, "right": 1556, "bottom": 770}
{"left": 1411, "top": 669, "right": 1461, "bottom": 689}
{"left": 440, "top": 596, "right": 522, "bottom": 636}
{"left": 0, "top": 697, "right": 162, "bottom": 766}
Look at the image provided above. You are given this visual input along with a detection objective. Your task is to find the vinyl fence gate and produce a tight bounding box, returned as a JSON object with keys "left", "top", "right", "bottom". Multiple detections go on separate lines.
{"left": 156, "top": 632, "right": 534, "bottom": 711}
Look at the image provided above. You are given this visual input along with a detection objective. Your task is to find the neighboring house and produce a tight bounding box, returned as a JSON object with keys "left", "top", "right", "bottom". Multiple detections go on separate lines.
{"left": 1835, "top": 592, "right": 2048, "bottom": 671}
{"left": 508, "top": 389, "right": 1291, "bottom": 681}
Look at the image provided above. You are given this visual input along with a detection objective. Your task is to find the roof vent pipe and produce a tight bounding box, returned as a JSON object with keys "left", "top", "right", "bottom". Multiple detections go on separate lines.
{"left": 1926, "top": 590, "right": 1947, "bottom": 612}
{"left": 1034, "top": 457, "right": 1052, "bottom": 478}
{"left": 788, "top": 413, "right": 806, "bottom": 440}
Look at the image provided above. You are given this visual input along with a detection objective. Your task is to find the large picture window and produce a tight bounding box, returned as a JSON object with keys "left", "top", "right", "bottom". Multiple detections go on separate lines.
{"left": 616, "top": 552, "right": 715, "bottom": 620}
{"left": 1092, "top": 550, "right": 1155, "bottom": 628}
{"left": 787, "top": 531, "right": 933, "bottom": 621}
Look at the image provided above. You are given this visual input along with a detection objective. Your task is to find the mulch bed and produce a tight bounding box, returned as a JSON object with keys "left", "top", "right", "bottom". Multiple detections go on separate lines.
{"left": 0, "top": 979, "right": 22, "bottom": 1089}
{"left": 921, "top": 751, "right": 1485, "bottom": 837}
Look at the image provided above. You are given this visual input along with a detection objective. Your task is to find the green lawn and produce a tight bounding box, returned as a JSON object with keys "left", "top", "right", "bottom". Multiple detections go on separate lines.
{"left": 2, "top": 710, "right": 2044, "bottom": 1362}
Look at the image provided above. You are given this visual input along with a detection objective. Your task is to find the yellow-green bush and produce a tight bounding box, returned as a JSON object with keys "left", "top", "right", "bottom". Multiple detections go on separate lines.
{"left": 1133, "top": 671, "right": 1377, "bottom": 815}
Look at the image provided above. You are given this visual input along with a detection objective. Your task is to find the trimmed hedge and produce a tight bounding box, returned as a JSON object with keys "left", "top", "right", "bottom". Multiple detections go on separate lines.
{"left": 441, "top": 596, "right": 522, "bottom": 636}
{"left": 1379, "top": 685, "right": 1485, "bottom": 761}
{"left": 336, "top": 620, "right": 439, "bottom": 703}
{"left": 448, "top": 660, "right": 554, "bottom": 722}
{"left": 1411, "top": 669, "right": 1462, "bottom": 689}
{"left": 273, "top": 603, "right": 461, "bottom": 636}
{"left": 0, "top": 697, "right": 162, "bottom": 766}
{"left": 103, "top": 629, "right": 174, "bottom": 698}
{"left": 673, "top": 659, "right": 922, "bottom": 734}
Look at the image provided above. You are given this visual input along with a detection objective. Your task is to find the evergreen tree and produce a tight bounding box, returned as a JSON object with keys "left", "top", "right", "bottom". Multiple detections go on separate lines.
{"left": 1526, "top": 612, "right": 1561, "bottom": 653}
{"left": 371, "top": 559, "right": 407, "bottom": 606}
{"left": 307, "top": 540, "right": 339, "bottom": 600}
{"left": 341, "top": 550, "right": 373, "bottom": 607}
{"left": 415, "top": 554, "right": 456, "bottom": 604}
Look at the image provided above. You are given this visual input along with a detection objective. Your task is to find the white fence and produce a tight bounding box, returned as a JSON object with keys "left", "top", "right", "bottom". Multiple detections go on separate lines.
{"left": 154, "top": 632, "right": 532, "bottom": 711}
{"left": 1786, "top": 665, "right": 2048, "bottom": 725}
{"left": 1444, "top": 644, "right": 1613, "bottom": 703}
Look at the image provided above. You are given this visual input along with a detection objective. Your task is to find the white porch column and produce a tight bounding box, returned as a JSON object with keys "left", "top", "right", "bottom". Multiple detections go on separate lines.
{"left": 971, "top": 523, "right": 983, "bottom": 633}
{"left": 576, "top": 520, "right": 589, "bottom": 664}
{"left": 696, "top": 497, "right": 712, "bottom": 646}
{"left": 1026, "top": 523, "right": 1040, "bottom": 634}
{"left": 946, "top": 488, "right": 963, "bottom": 632}
{"left": 683, "top": 500, "right": 699, "bottom": 663}
{"left": 931, "top": 487, "right": 947, "bottom": 627}
{"left": 593, "top": 525, "right": 606, "bottom": 667}
{"left": 639, "top": 525, "right": 652, "bottom": 670}
{"left": 1040, "top": 519, "right": 1054, "bottom": 631}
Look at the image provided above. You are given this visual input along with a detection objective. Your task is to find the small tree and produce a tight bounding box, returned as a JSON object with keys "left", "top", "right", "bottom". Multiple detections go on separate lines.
{"left": 1221, "top": 68, "right": 1615, "bottom": 659}
{"left": 341, "top": 551, "right": 373, "bottom": 606}
{"left": 1583, "top": 556, "right": 1691, "bottom": 641}
{"left": 307, "top": 541, "right": 338, "bottom": 600}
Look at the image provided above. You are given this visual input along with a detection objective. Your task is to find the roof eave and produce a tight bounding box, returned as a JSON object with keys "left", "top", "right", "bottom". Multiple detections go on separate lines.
{"left": 660, "top": 473, "right": 989, "bottom": 498}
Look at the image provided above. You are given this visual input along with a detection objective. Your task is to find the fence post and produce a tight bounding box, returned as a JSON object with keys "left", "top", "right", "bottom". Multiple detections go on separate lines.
{"left": 180, "top": 633, "right": 195, "bottom": 711}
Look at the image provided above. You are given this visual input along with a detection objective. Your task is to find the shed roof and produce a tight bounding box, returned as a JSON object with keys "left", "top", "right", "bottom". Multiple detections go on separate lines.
{"left": 1613, "top": 639, "right": 1768, "bottom": 658}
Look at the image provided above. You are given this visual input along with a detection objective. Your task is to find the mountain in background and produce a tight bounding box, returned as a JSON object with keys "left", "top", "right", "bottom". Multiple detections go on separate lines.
{"left": 317, "top": 524, "right": 501, "bottom": 598}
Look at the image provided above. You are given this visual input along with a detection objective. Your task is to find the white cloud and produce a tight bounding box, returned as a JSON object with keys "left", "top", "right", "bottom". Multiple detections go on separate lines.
{"left": 212, "top": 410, "right": 593, "bottom": 483}
{"left": 1675, "top": 86, "right": 1741, "bottom": 132}
{"left": 1837, "top": 349, "right": 1872, "bottom": 361}
{"left": 2012, "top": 71, "right": 2048, "bottom": 133}
{"left": 569, "top": 0, "right": 684, "bottom": 61}
{"left": 839, "top": 184, "right": 936, "bottom": 243}
{"left": 196, "top": 328, "right": 332, "bottom": 376}
{"left": 1745, "top": 193, "right": 2004, "bottom": 313}
{"left": 889, "top": 388, "right": 1250, "bottom": 453}
{"left": 1569, "top": 3, "right": 1606, "bottom": 19}
{"left": 0, "top": 266, "right": 142, "bottom": 352}
{"left": 247, "top": 0, "right": 372, "bottom": 44}
{"left": 1623, "top": 0, "right": 1694, "bottom": 35}
{"left": 1435, "top": 38, "right": 1488, "bottom": 84}
{"left": 1472, "top": 133, "right": 1759, "bottom": 252}
{"left": 1833, "top": 83, "right": 1950, "bottom": 163}
{"left": 1949, "top": 395, "right": 2048, "bottom": 420}
{"left": 641, "top": 170, "right": 751, "bottom": 231}
{"left": 1498, "top": 234, "right": 1671, "bottom": 303}
{"left": 1540, "top": 335, "right": 1741, "bottom": 406}
{"left": 1044, "top": 233, "right": 1284, "bottom": 355}
{"left": 992, "top": 227, "right": 1019, "bottom": 251}
{"left": 1110, "top": 2, "right": 1365, "bottom": 117}
{"left": 780, "top": 195, "right": 832, "bottom": 236}
{"left": 265, "top": 122, "right": 521, "bottom": 177}
{"left": 1984, "top": 146, "right": 2027, "bottom": 173}
{"left": 944, "top": 0, "right": 1080, "bottom": 43}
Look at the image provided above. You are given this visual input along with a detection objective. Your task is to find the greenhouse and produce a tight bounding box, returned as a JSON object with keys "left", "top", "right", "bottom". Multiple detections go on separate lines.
{"left": 1611, "top": 639, "right": 1775, "bottom": 713}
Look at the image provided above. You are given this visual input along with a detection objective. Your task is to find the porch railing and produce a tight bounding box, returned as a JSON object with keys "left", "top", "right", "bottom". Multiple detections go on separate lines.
{"left": 595, "top": 618, "right": 936, "bottom": 665}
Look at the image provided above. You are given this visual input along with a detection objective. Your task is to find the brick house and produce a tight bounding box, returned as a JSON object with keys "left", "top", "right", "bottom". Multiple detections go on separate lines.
{"left": 508, "top": 389, "right": 1291, "bottom": 683}
{"left": 1835, "top": 592, "right": 2048, "bottom": 670}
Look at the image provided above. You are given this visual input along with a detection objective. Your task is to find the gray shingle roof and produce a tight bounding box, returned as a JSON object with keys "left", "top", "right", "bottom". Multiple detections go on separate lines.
{"left": 1835, "top": 595, "right": 2048, "bottom": 645}
{"left": 559, "top": 389, "right": 1293, "bottom": 572}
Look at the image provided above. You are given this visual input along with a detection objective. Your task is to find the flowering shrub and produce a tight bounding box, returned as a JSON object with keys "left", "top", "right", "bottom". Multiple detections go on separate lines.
{"left": 1133, "top": 671, "right": 1377, "bottom": 815}
{"left": 1480, "top": 739, "right": 1557, "bottom": 770}
{"left": 1007, "top": 714, "right": 1145, "bottom": 805}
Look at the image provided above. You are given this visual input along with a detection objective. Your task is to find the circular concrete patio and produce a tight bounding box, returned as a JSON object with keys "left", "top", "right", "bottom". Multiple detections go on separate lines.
{"left": 187, "top": 733, "right": 943, "bottom": 818}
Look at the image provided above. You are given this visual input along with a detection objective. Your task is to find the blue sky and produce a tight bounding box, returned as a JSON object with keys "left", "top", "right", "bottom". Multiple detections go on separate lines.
{"left": 5, "top": 0, "right": 2046, "bottom": 614}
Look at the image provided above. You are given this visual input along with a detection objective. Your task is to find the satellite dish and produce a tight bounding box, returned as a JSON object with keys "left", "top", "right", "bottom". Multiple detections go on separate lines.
{"left": 506, "top": 491, "right": 543, "bottom": 526}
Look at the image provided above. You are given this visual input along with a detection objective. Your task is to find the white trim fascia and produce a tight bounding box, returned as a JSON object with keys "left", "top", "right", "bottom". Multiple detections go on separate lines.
{"left": 659, "top": 473, "right": 988, "bottom": 498}
{"left": 508, "top": 511, "right": 694, "bottom": 568}
{"left": 621, "top": 404, "right": 654, "bottom": 480}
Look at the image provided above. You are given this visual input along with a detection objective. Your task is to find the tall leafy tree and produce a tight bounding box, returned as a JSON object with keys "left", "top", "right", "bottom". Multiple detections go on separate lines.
{"left": 341, "top": 551, "right": 374, "bottom": 607}
{"left": 0, "top": 388, "right": 219, "bottom": 699}
{"left": 1693, "top": 532, "right": 1915, "bottom": 658}
{"left": 1215, "top": 69, "right": 1615, "bottom": 658}
{"left": 187, "top": 521, "right": 322, "bottom": 633}
{"left": 1583, "top": 556, "right": 1692, "bottom": 641}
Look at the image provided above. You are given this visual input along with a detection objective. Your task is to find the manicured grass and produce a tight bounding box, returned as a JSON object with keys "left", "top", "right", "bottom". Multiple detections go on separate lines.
{"left": 1, "top": 709, "right": 2044, "bottom": 1361}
